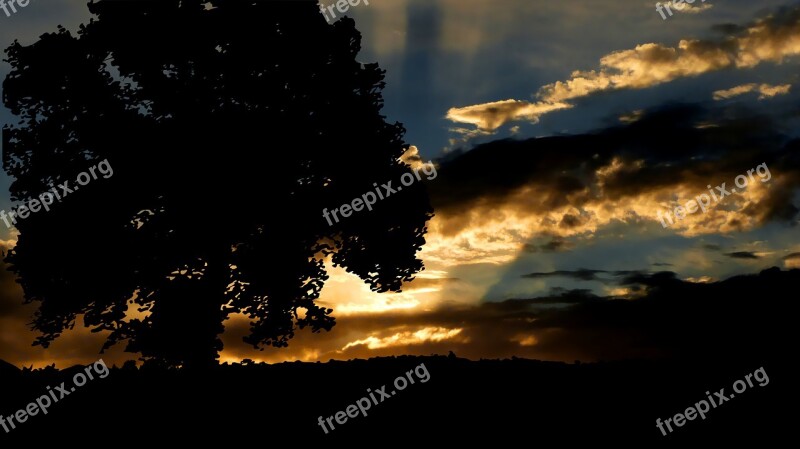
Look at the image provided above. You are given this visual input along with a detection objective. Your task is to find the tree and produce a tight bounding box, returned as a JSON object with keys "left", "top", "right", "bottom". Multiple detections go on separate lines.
{"left": 2, "top": 0, "right": 433, "bottom": 368}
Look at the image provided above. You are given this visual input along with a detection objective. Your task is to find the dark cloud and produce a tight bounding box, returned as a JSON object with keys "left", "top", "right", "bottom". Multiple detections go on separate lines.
{"left": 522, "top": 269, "right": 605, "bottom": 282}
{"left": 529, "top": 267, "right": 797, "bottom": 361}
{"left": 430, "top": 103, "right": 800, "bottom": 236}
{"left": 702, "top": 244, "right": 722, "bottom": 251}
{"left": 521, "top": 269, "right": 651, "bottom": 284}
{"left": 541, "top": 239, "right": 569, "bottom": 252}
{"left": 617, "top": 271, "right": 678, "bottom": 287}
{"left": 401, "top": 277, "right": 460, "bottom": 291}
{"left": 524, "top": 289, "right": 599, "bottom": 305}
{"left": 559, "top": 213, "right": 585, "bottom": 229}
{"left": 711, "top": 23, "right": 744, "bottom": 35}
{"left": 725, "top": 251, "right": 761, "bottom": 259}
{"left": 522, "top": 237, "right": 572, "bottom": 253}
{"left": 783, "top": 252, "right": 800, "bottom": 260}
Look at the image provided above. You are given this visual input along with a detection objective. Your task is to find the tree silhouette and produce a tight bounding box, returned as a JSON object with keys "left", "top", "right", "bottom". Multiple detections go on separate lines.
{"left": 2, "top": 0, "right": 433, "bottom": 367}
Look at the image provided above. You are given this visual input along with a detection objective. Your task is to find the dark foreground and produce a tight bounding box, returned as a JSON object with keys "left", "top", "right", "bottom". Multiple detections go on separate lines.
{"left": 0, "top": 353, "right": 791, "bottom": 445}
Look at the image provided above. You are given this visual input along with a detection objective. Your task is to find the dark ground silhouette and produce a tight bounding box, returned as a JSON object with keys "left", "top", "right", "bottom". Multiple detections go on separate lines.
{"left": 0, "top": 354, "right": 792, "bottom": 444}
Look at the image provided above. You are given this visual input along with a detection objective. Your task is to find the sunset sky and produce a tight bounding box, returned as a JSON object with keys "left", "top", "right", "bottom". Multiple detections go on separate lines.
{"left": 2, "top": 0, "right": 800, "bottom": 368}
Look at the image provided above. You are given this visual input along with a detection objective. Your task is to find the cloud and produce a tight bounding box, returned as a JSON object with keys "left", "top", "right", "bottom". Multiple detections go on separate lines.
{"left": 725, "top": 251, "right": 761, "bottom": 259}
{"left": 401, "top": 276, "right": 460, "bottom": 291}
{"left": 619, "top": 109, "right": 644, "bottom": 124}
{"left": 448, "top": 6, "right": 800, "bottom": 131}
{"left": 782, "top": 252, "right": 800, "bottom": 268}
{"left": 526, "top": 267, "right": 796, "bottom": 361}
{"left": 446, "top": 99, "right": 570, "bottom": 132}
{"left": 445, "top": 127, "right": 495, "bottom": 151}
{"left": 713, "top": 83, "right": 791, "bottom": 100}
{"left": 341, "top": 326, "right": 465, "bottom": 350}
{"left": 522, "top": 237, "right": 573, "bottom": 253}
{"left": 758, "top": 84, "right": 793, "bottom": 98}
{"left": 400, "top": 145, "right": 437, "bottom": 172}
{"left": 522, "top": 269, "right": 606, "bottom": 282}
{"left": 426, "top": 103, "right": 800, "bottom": 270}
{"left": 539, "top": 40, "right": 731, "bottom": 103}
{"left": 520, "top": 269, "right": 661, "bottom": 285}
{"left": 713, "top": 84, "right": 760, "bottom": 100}
{"left": 684, "top": 275, "right": 714, "bottom": 283}
{"left": 672, "top": 2, "right": 714, "bottom": 15}
{"left": 542, "top": 7, "right": 800, "bottom": 101}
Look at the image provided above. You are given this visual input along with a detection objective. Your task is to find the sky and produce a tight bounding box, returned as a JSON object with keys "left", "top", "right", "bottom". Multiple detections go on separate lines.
{"left": 1, "top": 0, "right": 800, "bottom": 367}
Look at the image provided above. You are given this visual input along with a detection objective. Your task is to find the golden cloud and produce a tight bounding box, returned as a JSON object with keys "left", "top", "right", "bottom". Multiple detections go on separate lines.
{"left": 673, "top": 3, "right": 713, "bottom": 14}
{"left": 446, "top": 99, "right": 571, "bottom": 132}
{"left": 341, "top": 326, "right": 465, "bottom": 350}
{"left": 448, "top": 7, "right": 800, "bottom": 130}
{"left": 713, "top": 83, "right": 791, "bottom": 100}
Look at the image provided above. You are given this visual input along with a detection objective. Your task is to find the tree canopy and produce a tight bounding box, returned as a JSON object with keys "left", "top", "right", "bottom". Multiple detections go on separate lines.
{"left": 2, "top": 0, "right": 433, "bottom": 367}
